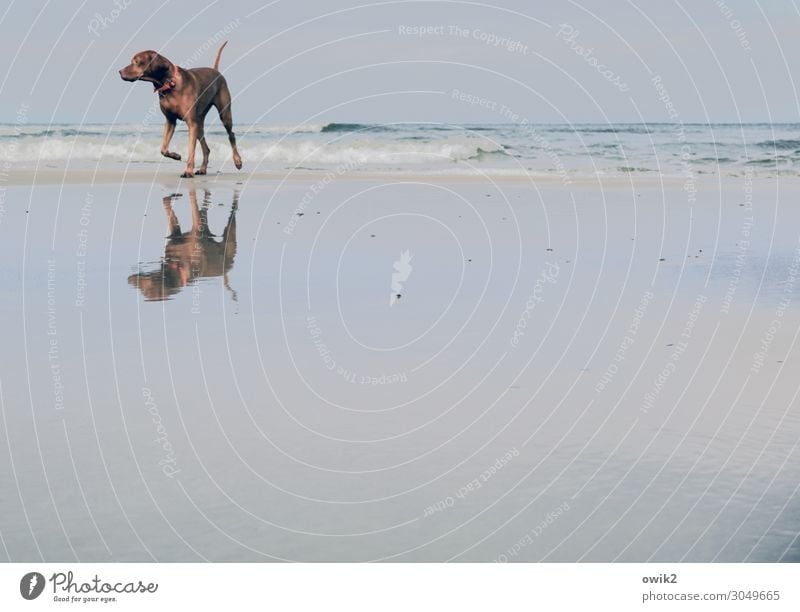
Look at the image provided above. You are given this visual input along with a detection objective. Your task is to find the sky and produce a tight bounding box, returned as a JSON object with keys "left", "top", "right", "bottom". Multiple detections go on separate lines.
{"left": 1, "top": 0, "right": 800, "bottom": 124}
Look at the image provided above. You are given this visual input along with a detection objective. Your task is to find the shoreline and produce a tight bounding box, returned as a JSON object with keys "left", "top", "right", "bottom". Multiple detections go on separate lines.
{"left": 1, "top": 166, "right": 773, "bottom": 188}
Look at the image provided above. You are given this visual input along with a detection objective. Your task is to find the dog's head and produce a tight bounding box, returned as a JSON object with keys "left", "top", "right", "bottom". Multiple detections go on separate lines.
{"left": 127, "top": 264, "right": 184, "bottom": 301}
{"left": 119, "top": 50, "right": 173, "bottom": 83}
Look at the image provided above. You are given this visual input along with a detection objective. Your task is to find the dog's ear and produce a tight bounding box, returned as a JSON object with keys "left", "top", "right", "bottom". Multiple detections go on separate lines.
{"left": 154, "top": 52, "right": 175, "bottom": 76}
{"left": 143, "top": 51, "right": 173, "bottom": 79}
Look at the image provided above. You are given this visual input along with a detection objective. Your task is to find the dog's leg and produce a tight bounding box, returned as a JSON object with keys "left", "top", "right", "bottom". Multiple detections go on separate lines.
{"left": 160, "top": 119, "right": 181, "bottom": 161}
{"left": 215, "top": 87, "right": 242, "bottom": 170}
{"left": 182, "top": 121, "right": 198, "bottom": 177}
{"left": 196, "top": 136, "right": 211, "bottom": 175}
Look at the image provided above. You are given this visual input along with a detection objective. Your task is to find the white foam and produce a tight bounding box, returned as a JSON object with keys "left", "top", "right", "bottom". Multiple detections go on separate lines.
{"left": 0, "top": 133, "right": 504, "bottom": 166}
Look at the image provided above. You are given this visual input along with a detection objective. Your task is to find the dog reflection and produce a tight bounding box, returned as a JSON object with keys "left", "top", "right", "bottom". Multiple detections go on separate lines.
{"left": 128, "top": 189, "right": 237, "bottom": 301}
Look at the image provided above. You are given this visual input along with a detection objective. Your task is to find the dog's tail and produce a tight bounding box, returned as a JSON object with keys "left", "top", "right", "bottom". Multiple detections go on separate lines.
{"left": 213, "top": 41, "right": 228, "bottom": 71}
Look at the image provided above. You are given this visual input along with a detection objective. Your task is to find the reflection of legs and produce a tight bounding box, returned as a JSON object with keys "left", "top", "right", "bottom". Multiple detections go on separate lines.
{"left": 198, "top": 189, "right": 212, "bottom": 236}
{"left": 162, "top": 194, "right": 182, "bottom": 237}
{"left": 188, "top": 189, "right": 201, "bottom": 234}
{"left": 223, "top": 193, "right": 237, "bottom": 254}
{"left": 223, "top": 191, "right": 238, "bottom": 300}
{"left": 185, "top": 189, "right": 204, "bottom": 275}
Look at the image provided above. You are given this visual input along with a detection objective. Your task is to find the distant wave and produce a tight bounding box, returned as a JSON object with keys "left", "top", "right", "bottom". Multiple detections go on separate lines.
{"left": 745, "top": 157, "right": 791, "bottom": 166}
{"left": 320, "top": 122, "right": 480, "bottom": 133}
{"left": 321, "top": 122, "right": 386, "bottom": 133}
{"left": 693, "top": 157, "right": 736, "bottom": 163}
{"left": 247, "top": 123, "right": 326, "bottom": 134}
{"left": 0, "top": 128, "right": 112, "bottom": 139}
{"left": 0, "top": 123, "right": 327, "bottom": 139}
{"left": 546, "top": 125, "right": 654, "bottom": 135}
{"left": 756, "top": 139, "right": 800, "bottom": 150}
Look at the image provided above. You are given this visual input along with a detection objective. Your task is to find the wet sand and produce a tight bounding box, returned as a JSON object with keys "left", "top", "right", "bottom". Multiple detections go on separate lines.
{"left": 0, "top": 171, "right": 799, "bottom": 561}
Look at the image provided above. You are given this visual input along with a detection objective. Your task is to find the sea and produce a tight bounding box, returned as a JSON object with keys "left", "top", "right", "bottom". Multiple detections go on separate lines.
{"left": 2, "top": 121, "right": 800, "bottom": 177}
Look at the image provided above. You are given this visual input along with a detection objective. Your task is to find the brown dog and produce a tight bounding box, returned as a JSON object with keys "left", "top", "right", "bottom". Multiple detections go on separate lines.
{"left": 119, "top": 42, "right": 242, "bottom": 177}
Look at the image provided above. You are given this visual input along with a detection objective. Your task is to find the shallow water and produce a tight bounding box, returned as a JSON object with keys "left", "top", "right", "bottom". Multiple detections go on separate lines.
{"left": 0, "top": 176, "right": 799, "bottom": 561}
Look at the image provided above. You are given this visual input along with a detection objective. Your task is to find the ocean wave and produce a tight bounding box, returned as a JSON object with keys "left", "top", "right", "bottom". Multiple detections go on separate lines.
{"left": 545, "top": 125, "right": 654, "bottom": 135}
{"left": 252, "top": 137, "right": 504, "bottom": 165}
{"left": 0, "top": 134, "right": 505, "bottom": 165}
{"left": 321, "top": 122, "right": 389, "bottom": 133}
{"left": 755, "top": 139, "right": 800, "bottom": 150}
{"left": 0, "top": 128, "right": 114, "bottom": 139}
{"left": 245, "top": 123, "right": 326, "bottom": 134}
{"left": 0, "top": 138, "right": 154, "bottom": 162}
{"left": 319, "top": 122, "right": 473, "bottom": 133}
{"left": 745, "top": 157, "right": 793, "bottom": 166}
{"left": 0, "top": 122, "right": 327, "bottom": 140}
{"left": 5, "top": 122, "right": 800, "bottom": 175}
{"left": 693, "top": 156, "right": 736, "bottom": 163}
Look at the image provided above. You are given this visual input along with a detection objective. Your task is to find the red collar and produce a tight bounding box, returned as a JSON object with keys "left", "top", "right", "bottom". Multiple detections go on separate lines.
{"left": 154, "top": 67, "right": 177, "bottom": 95}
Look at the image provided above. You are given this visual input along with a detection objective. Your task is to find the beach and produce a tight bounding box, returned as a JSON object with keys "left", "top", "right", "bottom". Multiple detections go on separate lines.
{"left": 0, "top": 159, "right": 798, "bottom": 562}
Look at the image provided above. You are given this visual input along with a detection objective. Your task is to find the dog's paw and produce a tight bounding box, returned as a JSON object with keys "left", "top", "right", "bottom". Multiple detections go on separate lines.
{"left": 195, "top": 169, "right": 207, "bottom": 175}
{"left": 234, "top": 158, "right": 243, "bottom": 170}
{"left": 180, "top": 172, "right": 194, "bottom": 178}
